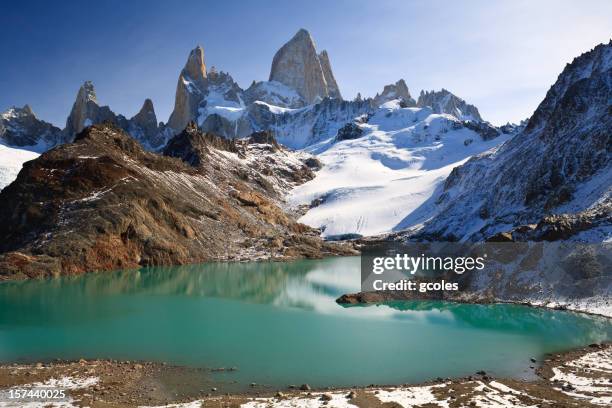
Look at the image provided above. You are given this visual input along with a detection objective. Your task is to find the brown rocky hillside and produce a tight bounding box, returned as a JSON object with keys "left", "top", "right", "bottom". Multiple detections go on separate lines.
{"left": 0, "top": 123, "right": 354, "bottom": 280}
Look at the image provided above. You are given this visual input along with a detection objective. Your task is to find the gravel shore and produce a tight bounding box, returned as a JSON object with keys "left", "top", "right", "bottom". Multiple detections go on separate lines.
{"left": 0, "top": 343, "right": 610, "bottom": 407}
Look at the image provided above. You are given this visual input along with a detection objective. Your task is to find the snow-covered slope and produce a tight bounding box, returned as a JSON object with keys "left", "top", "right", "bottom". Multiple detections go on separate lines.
{"left": 288, "top": 101, "right": 512, "bottom": 238}
{"left": 0, "top": 144, "right": 39, "bottom": 190}
{"left": 254, "top": 98, "right": 374, "bottom": 149}
{"left": 244, "top": 80, "right": 306, "bottom": 108}
{"left": 419, "top": 41, "right": 612, "bottom": 242}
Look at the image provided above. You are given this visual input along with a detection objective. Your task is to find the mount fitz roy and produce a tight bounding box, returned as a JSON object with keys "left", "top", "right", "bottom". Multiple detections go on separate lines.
{"left": 269, "top": 29, "right": 341, "bottom": 103}
{"left": 0, "top": 28, "right": 490, "bottom": 153}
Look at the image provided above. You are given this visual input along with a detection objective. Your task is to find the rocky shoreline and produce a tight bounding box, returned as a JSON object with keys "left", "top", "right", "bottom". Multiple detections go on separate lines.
{"left": 0, "top": 343, "right": 609, "bottom": 407}
{"left": 336, "top": 290, "right": 612, "bottom": 319}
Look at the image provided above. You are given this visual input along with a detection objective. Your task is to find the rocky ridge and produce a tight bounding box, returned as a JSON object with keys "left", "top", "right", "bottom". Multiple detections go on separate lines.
{"left": 0, "top": 123, "right": 354, "bottom": 279}
{"left": 61, "top": 81, "right": 172, "bottom": 151}
{"left": 417, "top": 41, "right": 612, "bottom": 242}
{"left": 0, "top": 105, "right": 62, "bottom": 150}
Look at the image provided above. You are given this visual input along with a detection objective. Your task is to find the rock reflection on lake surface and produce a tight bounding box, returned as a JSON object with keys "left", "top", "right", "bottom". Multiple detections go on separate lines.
{"left": 0, "top": 256, "right": 610, "bottom": 390}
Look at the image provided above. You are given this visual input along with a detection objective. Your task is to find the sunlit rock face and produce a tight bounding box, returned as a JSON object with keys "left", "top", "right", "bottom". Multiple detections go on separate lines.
{"left": 318, "top": 50, "right": 342, "bottom": 100}
{"left": 168, "top": 46, "right": 208, "bottom": 132}
{"left": 65, "top": 81, "right": 119, "bottom": 138}
{"left": 269, "top": 29, "right": 340, "bottom": 104}
{"left": 0, "top": 122, "right": 354, "bottom": 279}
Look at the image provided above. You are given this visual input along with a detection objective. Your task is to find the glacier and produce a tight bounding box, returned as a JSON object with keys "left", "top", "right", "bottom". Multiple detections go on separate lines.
{"left": 288, "top": 100, "right": 513, "bottom": 238}
{"left": 0, "top": 144, "right": 39, "bottom": 190}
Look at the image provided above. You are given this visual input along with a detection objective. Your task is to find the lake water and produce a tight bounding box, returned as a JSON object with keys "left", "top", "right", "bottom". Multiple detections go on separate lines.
{"left": 0, "top": 256, "right": 610, "bottom": 390}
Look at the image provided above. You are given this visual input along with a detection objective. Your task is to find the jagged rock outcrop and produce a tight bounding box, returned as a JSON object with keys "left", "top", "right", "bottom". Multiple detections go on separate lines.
{"left": 64, "top": 81, "right": 119, "bottom": 138}
{"left": 0, "top": 123, "right": 355, "bottom": 279}
{"left": 167, "top": 46, "right": 208, "bottom": 132}
{"left": 417, "top": 89, "right": 482, "bottom": 122}
{"left": 196, "top": 68, "right": 248, "bottom": 137}
{"left": 269, "top": 29, "right": 341, "bottom": 104}
{"left": 374, "top": 79, "right": 416, "bottom": 107}
{"left": 1, "top": 30, "right": 495, "bottom": 158}
{"left": 167, "top": 47, "right": 247, "bottom": 134}
{"left": 335, "top": 122, "right": 364, "bottom": 142}
{"left": 63, "top": 82, "right": 171, "bottom": 151}
{"left": 418, "top": 41, "right": 612, "bottom": 241}
{"left": 461, "top": 120, "right": 500, "bottom": 141}
{"left": 0, "top": 105, "right": 62, "bottom": 149}
{"left": 163, "top": 121, "right": 239, "bottom": 167}
{"left": 318, "top": 50, "right": 341, "bottom": 99}
{"left": 487, "top": 202, "right": 611, "bottom": 242}
{"left": 0, "top": 31, "right": 372, "bottom": 153}
{"left": 499, "top": 120, "right": 527, "bottom": 135}
{"left": 130, "top": 99, "right": 157, "bottom": 137}
{"left": 128, "top": 99, "right": 171, "bottom": 150}
{"left": 2, "top": 82, "right": 171, "bottom": 153}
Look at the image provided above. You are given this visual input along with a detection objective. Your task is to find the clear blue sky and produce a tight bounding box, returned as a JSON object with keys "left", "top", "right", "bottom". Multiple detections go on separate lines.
{"left": 1, "top": 0, "right": 611, "bottom": 126}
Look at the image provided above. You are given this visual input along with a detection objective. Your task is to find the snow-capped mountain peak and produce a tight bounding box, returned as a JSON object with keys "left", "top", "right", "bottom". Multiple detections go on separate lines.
{"left": 417, "top": 89, "right": 482, "bottom": 122}
{"left": 0, "top": 105, "right": 62, "bottom": 151}
{"left": 374, "top": 79, "right": 416, "bottom": 107}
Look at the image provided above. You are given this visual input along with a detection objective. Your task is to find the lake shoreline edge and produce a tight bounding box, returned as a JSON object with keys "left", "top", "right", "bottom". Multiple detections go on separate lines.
{"left": 1, "top": 343, "right": 610, "bottom": 407}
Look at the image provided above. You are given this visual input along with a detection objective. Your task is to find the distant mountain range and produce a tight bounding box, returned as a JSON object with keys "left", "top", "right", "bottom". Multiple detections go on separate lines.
{"left": 0, "top": 29, "right": 493, "bottom": 153}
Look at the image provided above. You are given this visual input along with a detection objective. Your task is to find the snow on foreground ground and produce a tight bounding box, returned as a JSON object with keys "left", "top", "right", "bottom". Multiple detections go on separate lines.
{"left": 0, "top": 144, "right": 39, "bottom": 190}
{"left": 0, "top": 345, "right": 609, "bottom": 407}
{"left": 288, "top": 101, "right": 512, "bottom": 238}
{"left": 133, "top": 346, "right": 611, "bottom": 408}
{"left": 551, "top": 348, "right": 612, "bottom": 405}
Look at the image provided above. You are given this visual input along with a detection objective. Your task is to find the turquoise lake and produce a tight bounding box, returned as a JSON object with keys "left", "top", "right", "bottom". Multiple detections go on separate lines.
{"left": 0, "top": 256, "right": 610, "bottom": 390}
